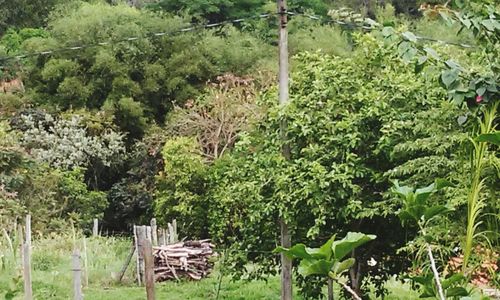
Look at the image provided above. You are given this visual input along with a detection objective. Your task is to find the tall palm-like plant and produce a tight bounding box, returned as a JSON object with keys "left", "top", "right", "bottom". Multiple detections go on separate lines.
{"left": 463, "top": 102, "right": 499, "bottom": 271}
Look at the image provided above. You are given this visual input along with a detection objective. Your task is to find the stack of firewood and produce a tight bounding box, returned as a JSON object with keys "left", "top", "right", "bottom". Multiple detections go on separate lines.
{"left": 153, "top": 239, "right": 216, "bottom": 281}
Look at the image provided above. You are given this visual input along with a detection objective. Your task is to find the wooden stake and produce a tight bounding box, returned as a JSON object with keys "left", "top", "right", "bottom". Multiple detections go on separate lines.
{"left": 23, "top": 215, "right": 33, "bottom": 300}
{"left": 143, "top": 236, "right": 155, "bottom": 300}
{"left": 83, "top": 237, "right": 89, "bottom": 287}
{"left": 137, "top": 226, "right": 147, "bottom": 285}
{"left": 72, "top": 250, "right": 83, "bottom": 300}
{"left": 133, "top": 225, "right": 142, "bottom": 286}
{"left": 277, "top": 0, "right": 292, "bottom": 299}
{"left": 162, "top": 229, "right": 167, "bottom": 246}
{"left": 172, "top": 219, "right": 177, "bottom": 242}
{"left": 150, "top": 219, "right": 158, "bottom": 246}
{"left": 93, "top": 219, "right": 98, "bottom": 237}
{"left": 167, "top": 223, "right": 174, "bottom": 244}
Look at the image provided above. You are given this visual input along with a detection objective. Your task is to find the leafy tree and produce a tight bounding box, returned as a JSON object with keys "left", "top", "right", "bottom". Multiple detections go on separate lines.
{"left": 18, "top": 2, "right": 271, "bottom": 139}
{"left": 204, "top": 33, "right": 471, "bottom": 297}
{"left": 105, "top": 125, "right": 165, "bottom": 230}
{"left": 154, "top": 137, "right": 210, "bottom": 238}
{"left": 0, "top": 0, "right": 61, "bottom": 35}
{"left": 18, "top": 112, "right": 126, "bottom": 189}
{"left": 0, "top": 121, "right": 107, "bottom": 231}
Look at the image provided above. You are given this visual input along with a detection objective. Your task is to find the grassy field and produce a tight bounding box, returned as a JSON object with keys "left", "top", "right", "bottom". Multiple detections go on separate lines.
{"left": 0, "top": 233, "right": 420, "bottom": 299}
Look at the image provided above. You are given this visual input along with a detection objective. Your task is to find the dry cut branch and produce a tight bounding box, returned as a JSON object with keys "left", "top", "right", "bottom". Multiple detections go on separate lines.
{"left": 153, "top": 239, "right": 216, "bottom": 282}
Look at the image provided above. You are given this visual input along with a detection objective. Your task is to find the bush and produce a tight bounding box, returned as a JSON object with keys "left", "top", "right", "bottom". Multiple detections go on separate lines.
{"left": 154, "top": 137, "right": 209, "bottom": 238}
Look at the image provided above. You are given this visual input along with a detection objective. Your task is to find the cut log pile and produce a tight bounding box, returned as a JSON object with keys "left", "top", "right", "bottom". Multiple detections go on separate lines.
{"left": 153, "top": 239, "right": 216, "bottom": 281}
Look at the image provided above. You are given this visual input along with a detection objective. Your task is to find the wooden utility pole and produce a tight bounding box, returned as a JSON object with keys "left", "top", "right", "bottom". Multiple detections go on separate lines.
{"left": 278, "top": 1, "right": 292, "bottom": 299}
{"left": 23, "top": 214, "right": 33, "bottom": 300}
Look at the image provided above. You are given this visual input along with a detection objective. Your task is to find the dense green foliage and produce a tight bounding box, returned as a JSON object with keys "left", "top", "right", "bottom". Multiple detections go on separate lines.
{"left": 0, "top": 0, "right": 498, "bottom": 298}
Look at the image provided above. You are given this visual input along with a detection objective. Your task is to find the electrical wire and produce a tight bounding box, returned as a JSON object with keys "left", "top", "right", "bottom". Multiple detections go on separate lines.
{"left": 0, "top": 12, "right": 275, "bottom": 66}
{"left": 286, "top": 11, "right": 475, "bottom": 48}
{"left": 0, "top": 9, "right": 477, "bottom": 68}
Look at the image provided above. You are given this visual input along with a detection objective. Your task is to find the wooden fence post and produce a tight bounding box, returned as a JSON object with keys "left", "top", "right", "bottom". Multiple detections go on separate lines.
{"left": 136, "top": 226, "right": 146, "bottom": 285}
{"left": 72, "top": 250, "right": 83, "bottom": 300}
{"left": 83, "top": 237, "right": 89, "bottom": 287}
{"left": 172, "top": 219, "right": 177, "bottom": 242}
{"left": 23, "top": 214, "right": 33, "bottom": 300}
{"left": 162, "top": 229, "right": 167, "bottom": 246}
{"left": 133, "top": 225, "right": 142, "bottom": 286}
{"left": 142, "top": 235, "right": 155, "bottom": 300}
{"left": 93, "top": 219, "right": 98, "bottom": 237}
{"left": 150, "top": 219, "right": 158, "bottom": 246}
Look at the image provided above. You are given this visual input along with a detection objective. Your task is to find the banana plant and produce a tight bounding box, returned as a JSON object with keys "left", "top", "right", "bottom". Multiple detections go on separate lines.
{"left": 275, "top": 232, "right": 376, "bottom": 300}
{"left": 393, "top": 179, "right": 458, "bottom": 300}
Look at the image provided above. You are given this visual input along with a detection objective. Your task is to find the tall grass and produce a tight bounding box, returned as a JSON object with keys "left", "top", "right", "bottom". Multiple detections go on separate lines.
{"left": 0, "top": 230, "right": 132, "bottom": 299}
{"left": 0, "top": 230, "right": 424, "bottom": 299}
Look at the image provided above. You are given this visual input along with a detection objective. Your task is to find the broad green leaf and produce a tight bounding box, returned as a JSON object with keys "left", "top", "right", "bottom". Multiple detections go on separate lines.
{"left": 476, "top": 86, "right": 486, "bottom": 96}
{"left": 476, "top": 132, "right": 500, "bottom": 146}
{"left": 461, "top": 18, "right": 471, "bottom": 28}
{"left": 452, "top": 92, "right": 465, "bottom": 105}
{"left": 434, "top": 179, "right": 453, "bottom": 190}
{"left": 417, "top": 56, "right": 428, "bottom": 65}
{"left": 298, "top": 258, "right": 335, "bottom": 277}
{"left": 410, "top": 275, "right": 433, "bottom": 285}
{"left": 446, "top": 287, "right": 469, "bottom": 297}
{"left": 442, "top": 273, "right": 466, "bottom": 289}
{"left": 415, "top": 182, "right": 436, "bottom": 204}
{"left": 332, "top": 232, "right": 376, "bottom": 260}
{"left": 424, "top": 205, "right": 451, "bottom": 221}
{"left": 317, "top": 235, "right": 336, "bottom": 261}
{"left": 424, "top": 47, "right": 440, "bottom": 60}
{"left": 454, "top": 0, "right": 464, "bottom": 8}
{"left": 441, "top": 69, "right": 459, "bottom": 88}
{"left": 481, "top": 19, "right": 497, "bottom": 31}
{"left": 402, "top": 31, "right": 418, "bottom": 42}
{"left": 457, "top": 115, "right": 467, "bottom": 126}
{"left": 382, "top": 26, "right": 395, "bottom": 37}
{"left": 332, "top": 258, "right": 355, "bottom": 276}
{"left": 407, "top": 205, "right": 427, "bottom": 221}
{"left": 392, "top": 180, "right": 414, "bottom": 198}
{"left": 402, "top": 48, "right": 418, "bottom": 63}
{"left": 399, "top": 210, "right": 417, "bottom": 223}
{"left": 445, "top": 60, "right": 463, "bottom": 71}
{"left": 274, "top": 244, "right": 315, "bottom": 259}
{"left": 420, "top": 292, "right": 436, "bottom": 298}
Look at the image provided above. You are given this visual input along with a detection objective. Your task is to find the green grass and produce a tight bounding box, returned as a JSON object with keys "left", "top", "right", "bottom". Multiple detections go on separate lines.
{"left": 0, "top": 233, "right": 420, "bottom": 299}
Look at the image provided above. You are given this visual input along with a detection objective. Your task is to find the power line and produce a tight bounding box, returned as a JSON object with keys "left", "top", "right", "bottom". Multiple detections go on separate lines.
{"left": 0, "top": 12, "right": 274, "bottom": 66}
{"left": 286, "top": 11, "right": 475, "bottom": 48}
{"left": 0, "top": 10, "right": 476, "bottom": 68}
